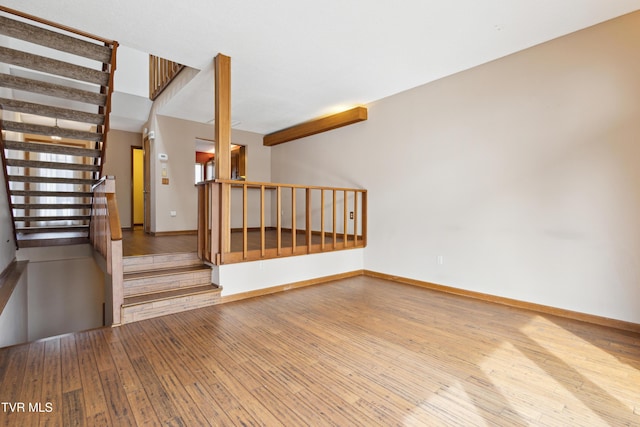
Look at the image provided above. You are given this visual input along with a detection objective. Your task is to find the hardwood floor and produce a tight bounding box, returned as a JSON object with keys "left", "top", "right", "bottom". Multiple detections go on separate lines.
{"left": 1, "top": 276, "right": 638, "bottom": 426}
{"left": 122, "top": 230, "right": 197, "bottom": 256}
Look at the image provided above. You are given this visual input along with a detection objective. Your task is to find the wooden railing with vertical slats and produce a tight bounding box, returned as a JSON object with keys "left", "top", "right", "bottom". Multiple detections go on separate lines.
{"left": 198, "top": 179, "right": 367, "bottom": 265}
{"left": 149, "top": 54, "right": 185, "bottom": 100}
{"left": 90, "top": 176, "right": 123, "bottom": 325}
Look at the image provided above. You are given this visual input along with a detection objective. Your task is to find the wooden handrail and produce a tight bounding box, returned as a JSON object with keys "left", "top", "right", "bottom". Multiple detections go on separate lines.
{"left": 198, "top": 180, "right": 367, "bottom": 265}
{"left": 90, "top": 176, "right": 122, "bottom": 256}
{"left": 97, "top": 40, "right": 119, "bottom": 178}
{"left": 214, "top": 178, "right": 367, "bottom": 193}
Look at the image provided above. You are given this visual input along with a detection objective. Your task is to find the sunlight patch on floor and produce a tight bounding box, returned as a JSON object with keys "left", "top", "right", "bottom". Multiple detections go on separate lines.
{"left": 520, "top": 315, "right": 640, "bottom": 411}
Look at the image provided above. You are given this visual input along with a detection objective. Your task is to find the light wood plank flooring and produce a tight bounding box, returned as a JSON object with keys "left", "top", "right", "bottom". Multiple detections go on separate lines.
{"left": 1, "top": 276, "right": 638, "bottom": 426}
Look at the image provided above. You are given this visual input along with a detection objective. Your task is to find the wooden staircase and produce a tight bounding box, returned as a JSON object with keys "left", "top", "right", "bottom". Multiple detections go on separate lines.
{"left": 0, "top": 8, "right": 118, "bottom": 248}
{"left": 122, "top": 252, "right": 221, "bottom": 323}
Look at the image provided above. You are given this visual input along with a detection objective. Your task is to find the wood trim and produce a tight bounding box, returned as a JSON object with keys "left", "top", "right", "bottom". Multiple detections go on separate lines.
{"left": 0, "top": 260, "right": 28, "bottom": 316}
{"left": 220, "top": 270, "right": 364, "bottom": 304}
{"left": 149, "top": 230, "right": 197, "bottom": 237}
{"left": 363, "top": 270, "right": 640, "bottom": 334}
{"left": 215, "top": 179, "right": 367, "bottom": 193}
{"left": 263, "top": 106, "right": 368, "bottom": 146}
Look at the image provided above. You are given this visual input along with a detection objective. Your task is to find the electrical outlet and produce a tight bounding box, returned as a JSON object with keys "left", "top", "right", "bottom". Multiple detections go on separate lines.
{"left": 170, "top": 211, "right": 177, "bottom": 217}
{"left": 437, "top": 255, "right": 444, "bottom": 265}
{"left": 350, "top": 211, "right": 354, "bottom": 220}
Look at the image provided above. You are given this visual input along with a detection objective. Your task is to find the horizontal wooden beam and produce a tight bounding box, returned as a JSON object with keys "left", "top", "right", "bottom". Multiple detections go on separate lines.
{"left": 263, "top": 106, "right": 367, "bottom": 147}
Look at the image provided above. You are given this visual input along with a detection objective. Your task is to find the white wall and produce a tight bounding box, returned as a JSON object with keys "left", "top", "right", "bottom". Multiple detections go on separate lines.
{"left": 271, "top": 12, "right": 640, "bottom": 323}
{"left": 217, "top": 249, "right": 364, "bottom": 296}
{"left": 17, "top": 245, "right": 104, "bottom": 341}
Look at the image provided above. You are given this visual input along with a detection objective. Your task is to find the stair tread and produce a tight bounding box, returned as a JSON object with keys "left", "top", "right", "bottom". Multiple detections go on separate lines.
{"left": 124, "top": 264, "right": 211, "bottom": 280}
{"left": 13, "top": 203, "right": 92, "bottom": 209}
{"left": 7, "top": 175, "right": 96, "bottom": 185}
{"left": 123, "top": 284, "right": 220, "bottom": 307}
{"left": 17, "top": 225, "right": 89, "bottom": 234}
{"left": 11, "top": 190, "right": 93, "bottom": 197}
{"left": 0, "top": 47, "right": 110, "bottom": 86}
{"left": 0, "top": 75, "right": 107, "bottom": 108}
{"left": 0, "top": 15, "right": 114, "bottom": 64}
{"left": 14, "top": 215, "right": 90, "bottom": 222}
{"left": 4, "top": 139, "right": 101, "bottom": 157}
{"left": 6, "top": 159, "right": 100, "bottom": 172}
{"left": 17, "top": 235, "right": 89, "bottom": 248}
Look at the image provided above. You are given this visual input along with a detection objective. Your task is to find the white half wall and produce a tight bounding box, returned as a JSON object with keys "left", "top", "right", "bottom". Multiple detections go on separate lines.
{"left": 216, "top": 249, "right": 364, "bottom": 296}
{"left": 270, "top": 12, "right": 640, "bottom": 324}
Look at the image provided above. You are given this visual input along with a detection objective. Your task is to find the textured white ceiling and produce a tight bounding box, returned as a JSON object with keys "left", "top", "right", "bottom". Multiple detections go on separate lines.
{"left": 2, "top": 0, "right": 639, "bottom": 134}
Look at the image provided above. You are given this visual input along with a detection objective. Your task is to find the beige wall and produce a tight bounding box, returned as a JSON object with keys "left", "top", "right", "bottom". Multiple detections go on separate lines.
{"left": 0, "top": 154, "right": 15, "bottom": 272}
{"left": 103, "top": 129, "right": 143, "bottom": 228}
{"left": 0, "top": 102, "right": 17, "bottom": 271}
{"left": 18, "top": 245, "right": 104, "bottom": 341}
{"left": 0, "top": 268, "right": 27, "bottom": 348}
{"left": 271, "top": 12, "right": 640, "bottom": 323}
{"left": 147, "top": 115, "right": 270, "bottom": 232}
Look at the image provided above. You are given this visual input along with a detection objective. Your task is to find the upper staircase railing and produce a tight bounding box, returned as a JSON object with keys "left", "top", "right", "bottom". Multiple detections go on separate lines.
{"left": 149, "top": 55, "right": 185, "bottom": 100}
{"left": 198, "top": 179, "right": 367, "bottom": 265}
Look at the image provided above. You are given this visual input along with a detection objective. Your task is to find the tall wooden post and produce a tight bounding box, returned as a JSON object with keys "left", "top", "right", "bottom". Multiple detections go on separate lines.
{"left": 214, "top": 54, "right": 232, "bottom": 258}
{"left": 215, "top": 54, "right": 231, "bottom": 180}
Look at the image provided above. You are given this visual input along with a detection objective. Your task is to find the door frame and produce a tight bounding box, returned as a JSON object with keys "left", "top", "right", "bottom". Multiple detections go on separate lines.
{"left": 130, "top": 146, "right": 144, "bottom": 228}
{"left": 143, "top": 136, "right": 151, "bottom": 233}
